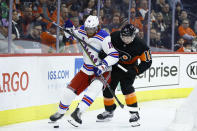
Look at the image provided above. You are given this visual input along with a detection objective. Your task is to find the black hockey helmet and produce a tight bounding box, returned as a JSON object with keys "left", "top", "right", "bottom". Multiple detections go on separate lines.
{"left": 120, "top": 24, "right": 136, "bottom": 36}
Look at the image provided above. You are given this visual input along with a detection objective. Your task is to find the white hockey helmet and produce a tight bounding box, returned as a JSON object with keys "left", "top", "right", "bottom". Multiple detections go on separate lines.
{"left": 84, "top": 15, "right": 99, "bottom": 36}
{"left": 84, "top": 15, "right": 99, "bottom": 28}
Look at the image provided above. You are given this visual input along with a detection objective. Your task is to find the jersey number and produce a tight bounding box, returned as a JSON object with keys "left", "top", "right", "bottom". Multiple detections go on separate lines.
{"left": 144, "top": 50, "right": 152, "bottom": 62}
{"left": 108, "top": 42, "right": 114, "bottom": 49}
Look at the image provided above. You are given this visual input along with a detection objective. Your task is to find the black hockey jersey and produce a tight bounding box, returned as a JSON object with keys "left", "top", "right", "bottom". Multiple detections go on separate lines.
{"left": 110, "top": 31, "right": 152, "bottom": 75}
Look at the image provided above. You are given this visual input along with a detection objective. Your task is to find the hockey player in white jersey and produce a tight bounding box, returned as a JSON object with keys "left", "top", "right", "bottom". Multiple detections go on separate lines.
{"left": 49, "top": 15, "right": 119, "bottom": 127}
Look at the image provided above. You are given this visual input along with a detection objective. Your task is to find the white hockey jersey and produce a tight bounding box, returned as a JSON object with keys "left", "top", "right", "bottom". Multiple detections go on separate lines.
{"left": 74, "top": 25, "right": 119, "bottom": 75}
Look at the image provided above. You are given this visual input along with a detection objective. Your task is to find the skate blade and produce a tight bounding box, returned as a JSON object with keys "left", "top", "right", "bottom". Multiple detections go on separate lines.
{"left": 130, "top": 121, "right": 140, "bottom": 127}
{"left": 96, "top": 118, "right": 112, "bottom": 122}
{"left": 48, "top": 121, "right": 60, "bottom": 128}
{"left": 48, "top": 121, "right": 56, "bottom": 124}
{"left": 67, "top": 116, "right": 81, "bottom": 127}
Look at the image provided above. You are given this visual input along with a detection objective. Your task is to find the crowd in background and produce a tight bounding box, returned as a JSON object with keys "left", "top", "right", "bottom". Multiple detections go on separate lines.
{"left": 0, "top": 0, "right": 197, "bottom": 53}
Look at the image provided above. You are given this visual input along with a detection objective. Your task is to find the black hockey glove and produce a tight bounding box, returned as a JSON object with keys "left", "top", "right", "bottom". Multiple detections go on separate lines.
{"left": 98, "top": 50, "right": 107, "bottom": 59}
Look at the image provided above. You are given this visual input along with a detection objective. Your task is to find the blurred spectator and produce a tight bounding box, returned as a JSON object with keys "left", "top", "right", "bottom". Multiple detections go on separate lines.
{"left": 50, "top": 6, "right": 70, "bottom": 29}
{"left": 0, "top": 24, "right": 8, "bottom": 39}
{"left": 115, "top": 0, "right": 128, "bottom": 18}
{"left": 154, "top": 12, "right": 167, "bottom": 33}
{"left": 21, "top": 6, "right": 34, "bottom": 35}
{"left": 40, "top": 24, "right": 57, "bottom": 52}
{"left": 0, "top": 0, "right": 9, "bottom": 27}
{"left": 176, "top": 42, "right": 192, "bottom": 52}
{"left": 154, "top": 0, "right": 166, "bottom": 13}
{"left": 178, "top": 10, "right": 188, "bottom": 25}
{"left": 69, "top": 4, "right": 80, "bottom": 18}
{"left": 178, "top": 19, "right": 197, "bottom": 42}
{"left": 150, "top": 28, "right": 157, "bottom": 47}
{"left": 12, "top": 10, "right": 24, "bottom": 39}
{"left": 60, "top": 7, "right": 70, "bottom": 22}
{"left": 161, "top": 3, "right": 172, "bottom": 28}
{"left": 136, "top": 0, "right": 149, "bottom": 21}
{"left": 137, "top": 31, "right": 144, "bottom": 39}
{"left": 107, "top": 15, "right": 121, "bottom": 33}
{"left": 83, "top": 0, "right": 96, "bottom": 15}
{"left": 70, "top": 16, "right": 80, "bottom": 29}
{"left": 174, "top": 37, "right": 185, "bottom": 51}
{"left": 130, "top": 8, "right": 143, "bottom": 31}
{"left": 103, "top": 0, "right": 113, "bottom": 20}
{"left": 155, "top": 31, "right": 165, "bottom": 48}
{"left": 25, "top": 22, "right": 42, "bottom": 42}
{"left": 90, "top": 8, "right": 104, "bottom": 19}
{"left": 175, "top": 2, "right": 182, "bottom": 27}
{"left": 34, "top": 0, "right": 57, "bottom": 30}
{"left": 0, "top": 24, "right": 24, "bottom": 53}
{"left": 131, "top": 0, "right": 136, "bottom": 8}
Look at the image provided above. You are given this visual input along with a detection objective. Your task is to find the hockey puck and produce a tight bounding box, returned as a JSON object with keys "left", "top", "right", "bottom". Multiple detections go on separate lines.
{"left": 53, "top": 125, "right": 59, "bottom": 128}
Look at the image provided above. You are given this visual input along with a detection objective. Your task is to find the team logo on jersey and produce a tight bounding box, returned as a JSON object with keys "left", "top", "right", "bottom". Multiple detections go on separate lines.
{"left": 116, "top": 48, "right": 132, "bottom": 61}
{"left": 122, "top": 55, "right": 129, "bottom": 61}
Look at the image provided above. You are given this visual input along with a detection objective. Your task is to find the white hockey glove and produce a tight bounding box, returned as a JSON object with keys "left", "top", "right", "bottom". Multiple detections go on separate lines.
{"left": 93, "top": 61, "right": 109, "bottom": 77}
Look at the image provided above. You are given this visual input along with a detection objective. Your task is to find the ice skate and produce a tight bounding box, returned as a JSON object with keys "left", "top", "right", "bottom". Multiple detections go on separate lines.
{"left": 129, "top": 111, "right": 140, "bottom": 127}
{"left": 96, "top": 110, "right": 114, "bottom": 122}
{"left": 49, "top": 112, "right": 64, "bottom": 123}
{"left": 67, "top": 108, "right": 82, "bottom": 127}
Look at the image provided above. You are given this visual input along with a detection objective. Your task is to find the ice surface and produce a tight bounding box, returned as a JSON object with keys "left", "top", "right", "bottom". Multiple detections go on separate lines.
{"left": 1, "top": 99, "right": 195, "bottom": 131}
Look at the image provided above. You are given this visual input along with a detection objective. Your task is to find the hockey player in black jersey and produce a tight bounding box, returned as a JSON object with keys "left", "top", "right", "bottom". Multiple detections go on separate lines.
{"left": 97, "top": 24, "right": 152, "bottom": 127}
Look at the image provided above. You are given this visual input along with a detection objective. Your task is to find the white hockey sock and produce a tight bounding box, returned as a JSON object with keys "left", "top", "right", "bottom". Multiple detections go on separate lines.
{"left": 58, "top": 87, "right": 77, "bottom": 114}
{"left": 78, "top": 79, "right": 103, "bottom": 113}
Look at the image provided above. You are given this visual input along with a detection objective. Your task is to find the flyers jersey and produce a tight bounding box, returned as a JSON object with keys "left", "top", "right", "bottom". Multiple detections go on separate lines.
{"left": 111, "top": 31, "right": 152, "bottom": 75}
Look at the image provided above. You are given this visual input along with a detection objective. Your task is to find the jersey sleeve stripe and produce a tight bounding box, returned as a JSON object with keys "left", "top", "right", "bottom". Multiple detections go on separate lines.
{"left": 78, "top": 30, "right": 86, "bottom": 36}
{"left": 93, "top": 36, "right": 104, "bottom": 41}
{"left": 109, "top": 52, "right": 119, "bottom": 58}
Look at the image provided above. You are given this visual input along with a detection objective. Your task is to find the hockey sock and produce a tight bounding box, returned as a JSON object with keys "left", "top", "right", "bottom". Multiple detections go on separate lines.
{"left": 125, "top": 92, "right": 138, "bottom": 107}
{"left": 58, "top": 87, "right": 77, "bottom": 114}
{"left": 78, "top": 79, "right": 103, "bottom": 113}
{"left": 104, "top": 98, "right": 116, "bottom": 112}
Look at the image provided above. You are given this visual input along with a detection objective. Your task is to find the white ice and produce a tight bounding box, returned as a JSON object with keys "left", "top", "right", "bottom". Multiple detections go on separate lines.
{"left": 0, "top": 98, "right": 195, "bottom": 131}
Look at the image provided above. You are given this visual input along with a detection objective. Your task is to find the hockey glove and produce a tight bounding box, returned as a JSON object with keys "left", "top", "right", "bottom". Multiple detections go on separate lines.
{"left": 98, "top": 50, "right": 107, "bottom": 59}
{"left": 93, "top": 63, "right": 108, "bottom": 77}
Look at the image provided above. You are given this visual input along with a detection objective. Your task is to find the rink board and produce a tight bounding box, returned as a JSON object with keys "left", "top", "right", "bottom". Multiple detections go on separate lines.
{"left": 0, "top": 53, "right": 197, "bottom": 126}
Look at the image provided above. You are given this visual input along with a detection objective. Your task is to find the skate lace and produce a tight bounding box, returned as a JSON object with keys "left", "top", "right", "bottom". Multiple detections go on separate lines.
{"left": 130, "top": 113, "right": 138, "bottom": 120}
{"left": 54, "top": 112, "right": 61, "bottom": 118}
{"left": 102, "top": 111, "right": 111, "bottom": 116}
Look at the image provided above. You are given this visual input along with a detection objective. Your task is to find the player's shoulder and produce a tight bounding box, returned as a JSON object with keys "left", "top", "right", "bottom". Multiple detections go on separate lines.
{"left": 96, "top": 29, "right": 110, "bottom": 38}
{"left": 93, "top": 29, "right": 110, "bottom": 41}
{"left": 134, "top": 36, "right": 150, "bottom": 51}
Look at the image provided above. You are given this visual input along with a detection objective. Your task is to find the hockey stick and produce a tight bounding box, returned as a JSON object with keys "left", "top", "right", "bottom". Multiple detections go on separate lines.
{"left": 44, "top": 17, "right": 128, "bottom": 73}
{"left": 43, "top": 17, "right": 126, "bottom": 108}
{"left": 69, "top": 29, "right": 125, "bottom": 108}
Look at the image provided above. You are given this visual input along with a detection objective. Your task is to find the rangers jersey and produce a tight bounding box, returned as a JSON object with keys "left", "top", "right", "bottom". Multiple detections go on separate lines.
{"left": 74, "top": 25, "right": 119, "bottom": 75}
